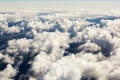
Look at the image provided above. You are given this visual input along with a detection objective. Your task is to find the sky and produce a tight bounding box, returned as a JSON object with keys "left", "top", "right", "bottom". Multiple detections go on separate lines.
{"left": 0, "top": 0, "right": 120, "bottom": 2}
{"left": 0, "top": 0, "right": 120, "bottom": 11}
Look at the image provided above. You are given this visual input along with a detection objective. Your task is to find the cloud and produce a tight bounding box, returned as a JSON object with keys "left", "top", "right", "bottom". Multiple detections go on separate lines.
{"left": 0, "top": 64, "right": 16, "bottom": 80}
{"left": 0, "top": 10, "right": 120, "bottom": 80}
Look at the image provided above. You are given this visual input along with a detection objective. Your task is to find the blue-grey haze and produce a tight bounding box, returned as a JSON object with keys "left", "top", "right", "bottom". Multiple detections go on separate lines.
{"left": 0, "top": 0, "right": 120, "bottom": 2}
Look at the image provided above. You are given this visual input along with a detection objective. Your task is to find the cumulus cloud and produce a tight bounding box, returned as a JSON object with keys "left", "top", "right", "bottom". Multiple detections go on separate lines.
{"left": 0, "top": 10, "right": 120, "bottom": 80}
{"left": 0, "top": 64, "right": 16, "bottom": 80}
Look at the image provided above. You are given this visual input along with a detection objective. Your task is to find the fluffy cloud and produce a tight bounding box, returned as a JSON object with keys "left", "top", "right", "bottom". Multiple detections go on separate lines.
{"left": 0, "top": 10, "right": 120, "bottom": 80}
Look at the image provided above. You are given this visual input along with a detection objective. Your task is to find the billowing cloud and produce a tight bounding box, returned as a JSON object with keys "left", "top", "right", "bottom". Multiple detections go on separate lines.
{"left": 0, "top": 10, "right": 120, "bottom": 80}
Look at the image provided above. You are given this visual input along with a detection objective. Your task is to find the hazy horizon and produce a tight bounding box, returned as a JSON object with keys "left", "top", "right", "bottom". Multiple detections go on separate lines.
{"left": 0, "top": 1, "right": 120, "bottom": 11}
{"left": 0, "top": 0, "right": 120, "bottom": 2}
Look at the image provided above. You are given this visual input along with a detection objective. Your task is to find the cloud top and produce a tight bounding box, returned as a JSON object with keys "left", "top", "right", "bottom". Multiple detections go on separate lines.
{"left": 0, "top": 10, "right": 120, "bottom": 80}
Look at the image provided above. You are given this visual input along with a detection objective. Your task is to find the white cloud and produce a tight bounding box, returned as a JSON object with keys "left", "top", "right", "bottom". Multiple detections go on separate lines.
{"left": 0, "top": 9, "right": 120, "bottom": 80}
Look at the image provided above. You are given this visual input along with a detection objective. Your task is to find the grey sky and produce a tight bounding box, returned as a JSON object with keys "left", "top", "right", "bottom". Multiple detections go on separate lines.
{"left": 0, "top": 0, "right": 120, "bottom": 2}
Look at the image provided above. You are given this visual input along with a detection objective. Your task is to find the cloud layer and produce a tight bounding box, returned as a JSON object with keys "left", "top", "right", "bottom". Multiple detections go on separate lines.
{"left": 0, "top": 10, "right": 120, "bottom": 80}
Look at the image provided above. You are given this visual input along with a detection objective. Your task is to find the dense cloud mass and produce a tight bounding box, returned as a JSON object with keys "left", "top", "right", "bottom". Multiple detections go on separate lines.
{"left": 0, "top": 10, "right": 120, "bottom": 80}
